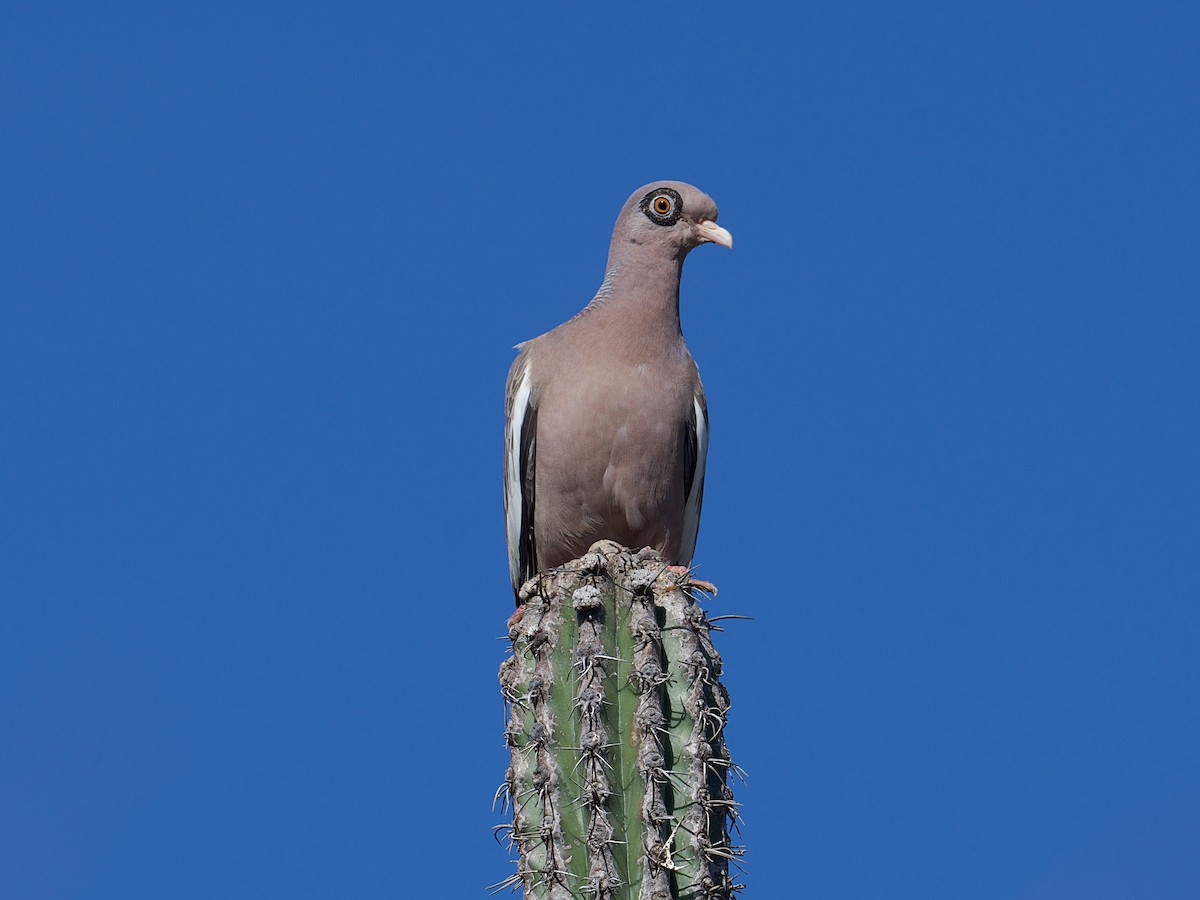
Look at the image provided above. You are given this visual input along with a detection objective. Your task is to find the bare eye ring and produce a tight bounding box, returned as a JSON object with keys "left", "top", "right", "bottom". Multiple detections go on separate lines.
{"left": 640, "top": 187, "right": 683, "bottom": 226}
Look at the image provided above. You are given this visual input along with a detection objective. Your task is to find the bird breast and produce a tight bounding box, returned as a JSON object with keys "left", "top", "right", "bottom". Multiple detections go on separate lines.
{"left": 536, "top": 355, "right": 693, "bottom": 544}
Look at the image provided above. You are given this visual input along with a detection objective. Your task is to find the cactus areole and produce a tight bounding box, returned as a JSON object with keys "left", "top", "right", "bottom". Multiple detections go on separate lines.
{"left": 497, "top": 542, "right": 742, "bottom": 899}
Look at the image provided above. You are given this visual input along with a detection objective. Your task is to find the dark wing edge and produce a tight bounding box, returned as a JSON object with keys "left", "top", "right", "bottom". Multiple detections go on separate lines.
{"left": 680, "top": 387, "right": 709, "bottom": 565}
{"left": 504, "top": 351, "right": 537, "bottom": 602}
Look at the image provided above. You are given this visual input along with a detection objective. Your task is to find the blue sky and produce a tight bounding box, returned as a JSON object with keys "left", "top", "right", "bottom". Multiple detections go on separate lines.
{"left": 3, "top": 2, "right": 1197, "bottom": 897}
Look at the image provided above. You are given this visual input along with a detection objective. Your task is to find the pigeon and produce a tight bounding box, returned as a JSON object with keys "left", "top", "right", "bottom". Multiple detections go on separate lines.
{"left": 504, "top": 181, "right": 732, "bottom": 602}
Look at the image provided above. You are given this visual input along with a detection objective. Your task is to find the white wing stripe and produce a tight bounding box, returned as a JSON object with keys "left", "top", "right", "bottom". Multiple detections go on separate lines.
{"left": 505, "top": 363, "right": 533, "bottom": 585}
{"left": 680, "top": 395, "right": 707, "bottom": 564}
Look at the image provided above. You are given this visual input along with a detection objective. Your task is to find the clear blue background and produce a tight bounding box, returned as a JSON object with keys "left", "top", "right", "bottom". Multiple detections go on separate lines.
{"left": 3, "top": 2, "right": 1197, "bottom": 897}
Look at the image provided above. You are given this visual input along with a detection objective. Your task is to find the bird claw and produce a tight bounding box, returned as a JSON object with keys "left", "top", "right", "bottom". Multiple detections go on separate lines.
{"left": 666, "top": 565, "right": 718, "bottom": 596}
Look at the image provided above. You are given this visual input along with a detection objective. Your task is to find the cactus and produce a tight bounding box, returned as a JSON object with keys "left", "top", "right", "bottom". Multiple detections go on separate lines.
{"left": 496, "top": 541, "right": 743, "bottom": 900}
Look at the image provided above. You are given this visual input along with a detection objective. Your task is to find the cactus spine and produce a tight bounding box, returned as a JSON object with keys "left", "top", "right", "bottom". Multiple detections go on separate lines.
{"left": 497, "top": 541, "right": 742, "bottom": 899}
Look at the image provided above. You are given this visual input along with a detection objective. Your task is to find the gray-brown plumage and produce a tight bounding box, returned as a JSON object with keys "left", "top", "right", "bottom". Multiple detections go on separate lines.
{"left": 504, "top": 181, "right": 731, "bottom": 601}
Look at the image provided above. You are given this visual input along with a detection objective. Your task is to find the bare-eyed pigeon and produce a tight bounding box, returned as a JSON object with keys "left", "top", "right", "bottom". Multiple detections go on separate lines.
{"left": 503, "top": 181, "right": 731, "bottom": 601}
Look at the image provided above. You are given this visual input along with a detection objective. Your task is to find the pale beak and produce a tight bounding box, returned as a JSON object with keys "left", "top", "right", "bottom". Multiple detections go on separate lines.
{"left": 696, "top": 219, "right": 733, "bottom": 249}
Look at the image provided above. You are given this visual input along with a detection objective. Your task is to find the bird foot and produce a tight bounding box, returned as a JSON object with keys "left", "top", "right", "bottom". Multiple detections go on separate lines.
{"left": 666, "top": 565, "right": 718, "bottom": 595}
{"left": 507, "top": 604, "right": 527, "bottom": 630}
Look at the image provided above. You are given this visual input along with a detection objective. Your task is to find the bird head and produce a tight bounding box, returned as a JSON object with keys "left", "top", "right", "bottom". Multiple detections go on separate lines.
{"left": 610, "top": 181, "right": 733, "bottom": 261}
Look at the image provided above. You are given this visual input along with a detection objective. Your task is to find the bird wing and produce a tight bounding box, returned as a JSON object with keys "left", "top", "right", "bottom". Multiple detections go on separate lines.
{"left": 679, "top": 386, "right": 708, "bottom": 565}
{"left": 504, "top": 348, "right": 537, "bottom": 600}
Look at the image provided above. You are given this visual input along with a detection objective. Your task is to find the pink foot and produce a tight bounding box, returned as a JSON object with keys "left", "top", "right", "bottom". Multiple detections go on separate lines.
{"left": 507, "top": 604, "right": 527, "bottom": 629}
{"left": 666, "top": 566, "right": 718, "bottom": 596}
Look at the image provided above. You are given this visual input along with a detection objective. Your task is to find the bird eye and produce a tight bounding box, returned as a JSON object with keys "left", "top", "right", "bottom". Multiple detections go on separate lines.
{"left": 641, "top": 187, "right": 683, "bottom": 225}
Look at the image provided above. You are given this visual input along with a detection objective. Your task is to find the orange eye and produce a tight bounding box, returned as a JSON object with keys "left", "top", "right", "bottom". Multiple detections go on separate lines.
{"left": 641, "top": 188, "right": 682, "bottom": 224}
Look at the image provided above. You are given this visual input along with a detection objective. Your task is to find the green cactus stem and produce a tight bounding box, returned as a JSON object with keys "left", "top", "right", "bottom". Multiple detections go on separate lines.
{"left": 497, "top": 541, "right": 743, "bottom": 900}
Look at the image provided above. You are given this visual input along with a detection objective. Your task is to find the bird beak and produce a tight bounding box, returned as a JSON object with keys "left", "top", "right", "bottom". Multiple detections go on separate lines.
{"left": 696, "top": 220, "right": 733, "bottom": 249}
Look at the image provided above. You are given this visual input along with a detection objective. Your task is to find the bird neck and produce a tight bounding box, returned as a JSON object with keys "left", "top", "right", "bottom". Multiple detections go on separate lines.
{"left": 588, "top": 251, "right": 686, "bottom": 339}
